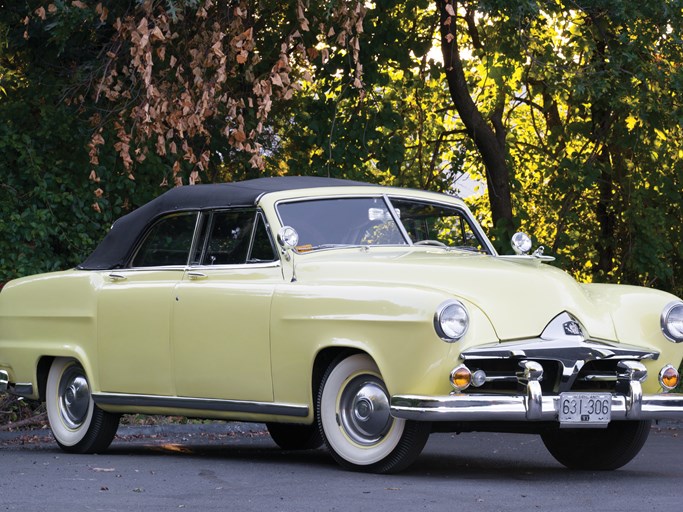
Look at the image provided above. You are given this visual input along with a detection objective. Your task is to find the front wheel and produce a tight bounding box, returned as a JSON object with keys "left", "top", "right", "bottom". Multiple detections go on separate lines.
{"left": 46, "top": 357, "right": 120, "bottom": 454}
{"left": 541, "top": 420, "right": 651, "bottom": 470}
{"left": 317, "top": 354, "right": 431, "bottom": 473}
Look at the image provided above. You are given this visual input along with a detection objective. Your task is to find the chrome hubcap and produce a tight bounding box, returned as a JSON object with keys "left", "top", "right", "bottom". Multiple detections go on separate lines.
{"left": 58, "top": 367, "right": 90, "bottom": 430}
{"left": 339, "top": 376, "right": 392, "bottom": 445}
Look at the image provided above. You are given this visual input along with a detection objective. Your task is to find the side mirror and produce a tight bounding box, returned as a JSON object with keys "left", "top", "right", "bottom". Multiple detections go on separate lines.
{"left": 277, "top": 226, "right": 299, "bottom": 262}
{"left": 277, "top": 226, "right": 299, "bottom": 278}
{"left": 511, "top": 232, "right": 532, "bottom": 255}
{"left": 277, "top": 226, "right": 299, "bottom": 249}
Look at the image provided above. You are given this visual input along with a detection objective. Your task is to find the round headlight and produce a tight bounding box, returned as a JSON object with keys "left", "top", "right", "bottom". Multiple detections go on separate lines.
{"left": 434, "top": 300, "right": 469, "bottom": 342}
{"left": 661, "top": 301, "right": 683, "bottom": 343}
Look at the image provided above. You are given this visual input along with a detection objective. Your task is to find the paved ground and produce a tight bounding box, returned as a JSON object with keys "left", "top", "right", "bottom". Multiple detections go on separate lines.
{"left": 0, "top": 421, "right": 680, "bottom": 511}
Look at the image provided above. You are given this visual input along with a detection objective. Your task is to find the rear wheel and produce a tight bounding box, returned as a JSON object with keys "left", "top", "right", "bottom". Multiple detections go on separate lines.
{"left": 266, "top": 422, "right": 323, "bottom": 450}
{"left": 46, "top": 357, "right": 120, "bottom": 454}
{"left": 317, "top": 353, "right": 431, "bottom": 473}
{"left": 541, "top": 420, "right": 651, "bottom": 470}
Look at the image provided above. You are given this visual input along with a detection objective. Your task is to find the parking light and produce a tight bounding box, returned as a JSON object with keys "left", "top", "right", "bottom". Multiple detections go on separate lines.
{"left": 659, "top": 365, "right": 680, "bottom": 391}
{"left": 450, "top": 365, "right": 472, "bottom": 391}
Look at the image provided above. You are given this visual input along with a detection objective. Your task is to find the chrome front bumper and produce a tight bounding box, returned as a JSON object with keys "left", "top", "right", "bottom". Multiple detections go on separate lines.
{"left": 391, "top": 391, "right": 683, "bottom": 423}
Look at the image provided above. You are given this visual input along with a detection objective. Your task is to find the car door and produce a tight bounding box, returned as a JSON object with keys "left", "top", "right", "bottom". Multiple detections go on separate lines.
{"left": 171, "top": 209, "right": 280, "bottom": 402}
{"left": 97, "top": 211, "right": 199, "bottom": 396}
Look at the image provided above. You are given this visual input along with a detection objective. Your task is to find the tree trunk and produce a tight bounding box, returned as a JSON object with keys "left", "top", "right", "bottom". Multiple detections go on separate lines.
{"left": 595, "top": 145, "right": 615, "bottom": 278}
{"left": 436, "top": 1, "right": 515, "bottom": 245}
{"left": 587, "top": 12, "right": 617, "bottom": 280}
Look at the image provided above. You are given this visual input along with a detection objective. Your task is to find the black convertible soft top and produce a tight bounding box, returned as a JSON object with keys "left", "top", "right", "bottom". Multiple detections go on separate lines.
{"left": 79, "top": 176, "right": 372, "bottom": 270}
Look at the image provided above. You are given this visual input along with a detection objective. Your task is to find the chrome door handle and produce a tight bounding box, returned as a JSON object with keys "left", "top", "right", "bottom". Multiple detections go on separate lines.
{"left": 187, "top": 272, "right": 207, "bottom": 280}
{"left": 108, "top": 273, "right": 127, "bottom": 282}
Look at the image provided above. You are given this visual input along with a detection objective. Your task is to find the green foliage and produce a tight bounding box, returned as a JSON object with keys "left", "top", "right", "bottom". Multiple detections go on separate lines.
{"left": 500, "top": 1, "right": 683, "bottom": 295}
{"left": 0, "top": 91, "right": 96, "bottom": 281}
{"left": 273, "top": 0, "right": 470, "bottom": 194}
{"left": 0, "top": 5, "right": 170, "bottom": 283}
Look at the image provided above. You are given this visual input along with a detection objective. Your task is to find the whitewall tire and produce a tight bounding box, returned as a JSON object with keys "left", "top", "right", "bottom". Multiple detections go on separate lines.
{"left": 317, "top": 353, "right": 430, "bottom": 473}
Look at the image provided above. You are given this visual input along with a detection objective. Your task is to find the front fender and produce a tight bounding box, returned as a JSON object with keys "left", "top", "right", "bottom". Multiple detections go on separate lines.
{"left": 269, "top": 281, "right": 498, "bottom": 407}
{"left": 582, "top": 283, "right": 683, "bottom": 393}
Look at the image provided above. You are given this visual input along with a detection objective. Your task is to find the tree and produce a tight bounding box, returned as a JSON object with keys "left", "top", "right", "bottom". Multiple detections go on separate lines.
{"left": 273, "top": 0, "right": 466, "bottom": 193}
{"left": 0, "top": 3, "right": 118, "bottom": 282}
{"left": 21, "top": 1, "right": 367, "bottom": 200}
{"left": 2, "top": 0, "right": 682, "bottom": 297}
{"left": 425, "top": 0, "right": 683, "bottom": 293}
{"left": 437, "top": 0, "right": 515, "bottom": 243}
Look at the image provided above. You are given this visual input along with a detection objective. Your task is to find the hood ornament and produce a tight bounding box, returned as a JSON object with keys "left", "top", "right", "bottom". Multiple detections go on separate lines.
{"left": 541, "top": 312, "right": 586, "bottom": 342}
{"left": 563, "top": 320, "right": 583, "bottom": 337}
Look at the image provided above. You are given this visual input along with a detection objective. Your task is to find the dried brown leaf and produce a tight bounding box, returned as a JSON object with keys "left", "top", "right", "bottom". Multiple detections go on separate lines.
{"left": 270, "top": 73, "right": 283, "bottom": 87}
{"left": 150, "top": 26, "right": 165, "bottom": 41}
{"left": 232, "top": 129, "right": 246, "bottom": 142}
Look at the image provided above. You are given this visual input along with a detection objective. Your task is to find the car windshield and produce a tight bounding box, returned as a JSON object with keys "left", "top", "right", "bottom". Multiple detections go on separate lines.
{"left": 277, "top": 196, "right": 490, "bottom": 254}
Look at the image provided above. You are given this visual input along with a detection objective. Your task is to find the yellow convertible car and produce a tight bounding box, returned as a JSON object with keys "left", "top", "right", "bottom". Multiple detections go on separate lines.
{"left": 1, "top": 176, "right": 682, "bottom": 473}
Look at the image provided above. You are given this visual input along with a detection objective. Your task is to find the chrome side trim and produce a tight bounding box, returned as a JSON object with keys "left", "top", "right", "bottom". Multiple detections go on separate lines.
{"left": 0, "top": 371, "right": 8, "bottom": 392}
{"left": 187, "top": 261, "right": 282, "bottom": 271}
{"left": 92, "top": 393, "right": 309, "bottom": 418}
{"left": 390, "top": 393, "right": 683, "bottom": 423}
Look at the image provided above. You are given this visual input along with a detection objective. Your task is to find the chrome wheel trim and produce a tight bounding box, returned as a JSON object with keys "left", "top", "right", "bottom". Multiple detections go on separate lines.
{"left": 46, "top": 358, "right": 95, "bottom": 447}
{"left": 58, "top": 367, "right": 91, "bottom": 430}
{"left": 338, "top": 377, "right": 392, "bottom": 445}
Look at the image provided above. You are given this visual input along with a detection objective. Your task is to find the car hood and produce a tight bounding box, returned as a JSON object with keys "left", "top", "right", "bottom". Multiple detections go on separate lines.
{"left": 293, "top": 248, "right": 617, "bottom": 342}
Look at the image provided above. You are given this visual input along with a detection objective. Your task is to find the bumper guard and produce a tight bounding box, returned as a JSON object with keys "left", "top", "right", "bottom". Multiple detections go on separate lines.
{"left": 391, "top": 390, "right": 683, "bottom": 423}
{"left": 0, "top": 370, "right": 8, "bottom": 393}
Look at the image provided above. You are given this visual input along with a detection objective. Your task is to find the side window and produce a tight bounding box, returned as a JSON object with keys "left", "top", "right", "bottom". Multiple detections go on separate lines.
{"left": 202, "top": 210, "right": 255, "bottom": 265}
{"left": 132, "top": 212, "right": 198, "bottom": 267}
{"left": 196, "top": 210, "right": 277, "bottom": 265}
{"left": 249, "top": 213, "right": 277, "bottom": 263}
{"left": 389, "top": 198, "right": 488, "bottom": 253}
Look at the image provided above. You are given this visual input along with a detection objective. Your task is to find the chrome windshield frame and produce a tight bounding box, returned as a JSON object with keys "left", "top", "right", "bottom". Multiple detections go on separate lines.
{"left": 273, "top": 193, "right": 496, "bottom": 255}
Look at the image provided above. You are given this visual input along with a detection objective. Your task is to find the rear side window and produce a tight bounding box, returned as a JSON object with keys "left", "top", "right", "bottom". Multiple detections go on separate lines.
{"left": 132, "top": 212, "right": 198, "bottom": 267}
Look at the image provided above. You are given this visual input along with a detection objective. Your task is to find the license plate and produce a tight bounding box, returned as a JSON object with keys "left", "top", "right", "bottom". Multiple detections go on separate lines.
{"left": 559, "top": 393, "right": 611, "bottom": 427}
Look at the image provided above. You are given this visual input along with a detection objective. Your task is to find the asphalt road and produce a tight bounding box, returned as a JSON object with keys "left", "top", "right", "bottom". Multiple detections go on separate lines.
{"left": 0, "top": 421, "right": 681, "bottom": 511}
